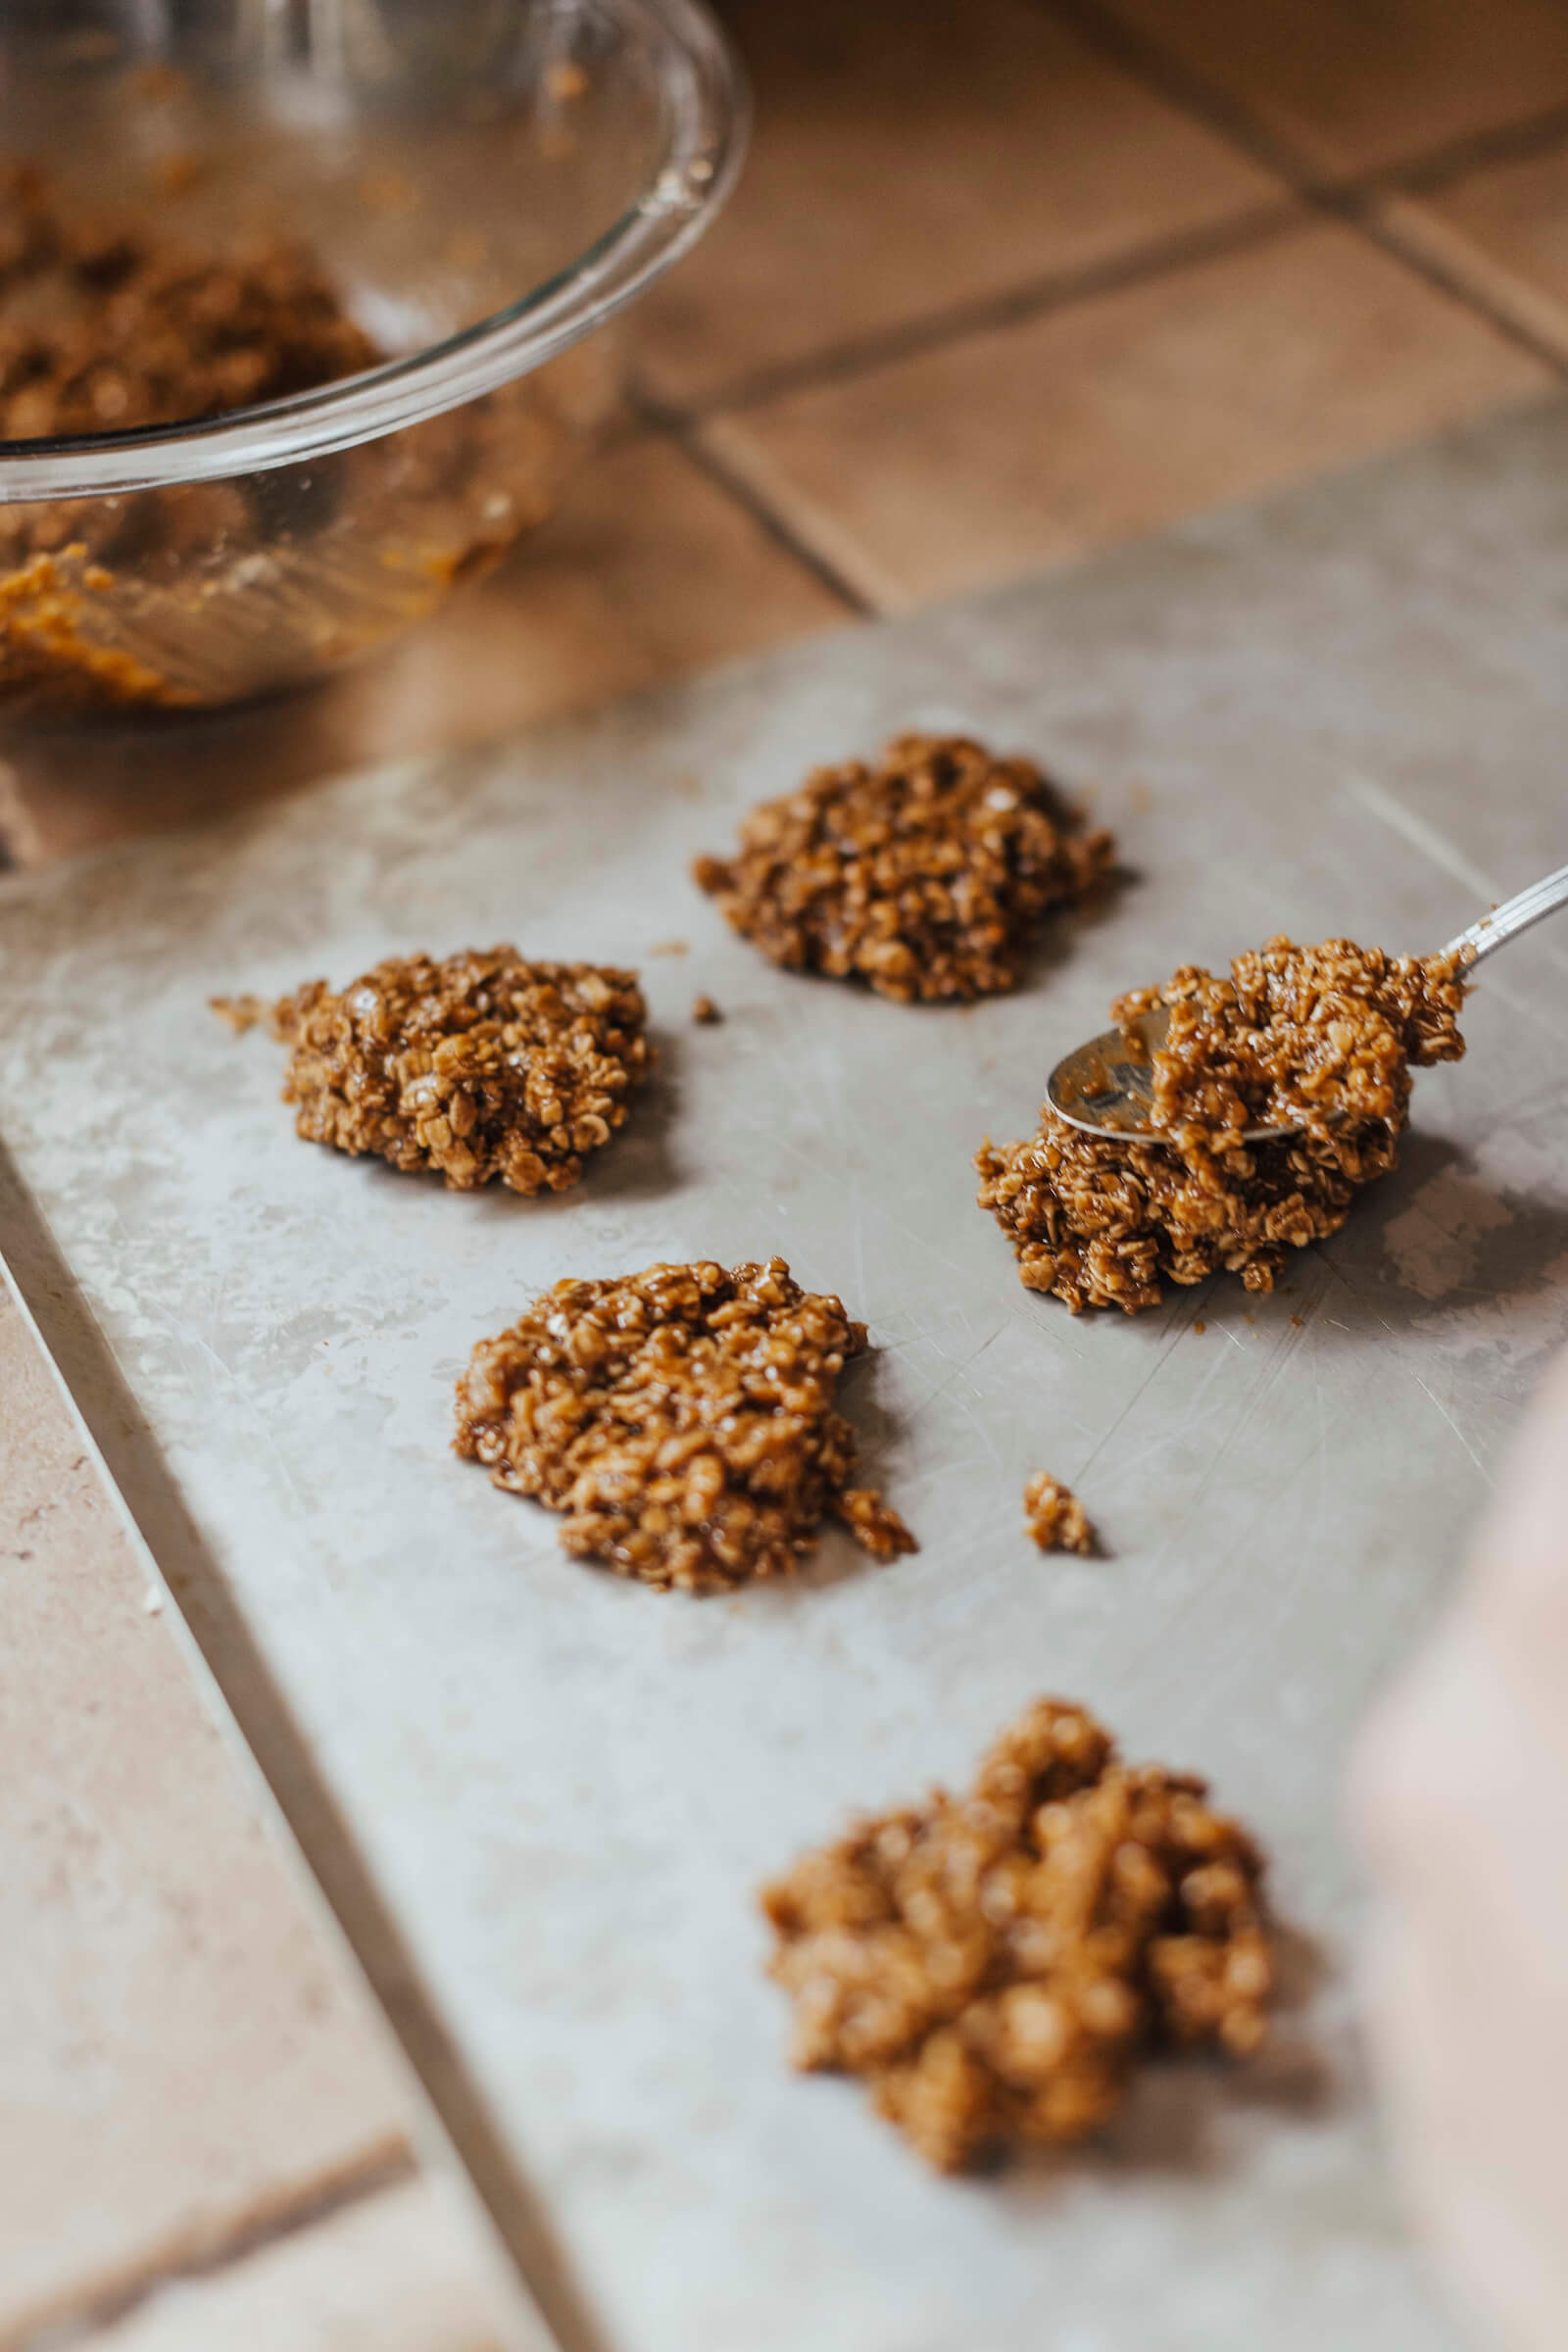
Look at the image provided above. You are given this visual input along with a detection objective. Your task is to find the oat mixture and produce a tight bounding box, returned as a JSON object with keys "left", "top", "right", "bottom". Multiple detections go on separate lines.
{"left": 979, "top": 937, "right": 1467, "bottom": 1313}
{"left": 229, "top": 949, "right": 651, "bottom": 1196}
{"left": 0, "top": 163, "right": 386, "bottom": 710}
{"left": 1023, "top": 1472, "right": 1096, "bottom": 1555}
{"left": 693, "top": 733, "right": 1115, "bottom": 1004}
{"left": 0, "top": 164, "right": 564, "bottom": 715}
{"left": 454, "top": 1257, "right": 916, "bottom": 1592}
{"left": 762, "top": 1695, "right": 1272, "bottom": 2172}
{"left": 0, "top": 164, "right": 378, "bottom": 459}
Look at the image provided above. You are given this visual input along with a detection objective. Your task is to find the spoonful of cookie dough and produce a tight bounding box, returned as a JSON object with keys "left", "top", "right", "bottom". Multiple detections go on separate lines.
{"left": 1047, "top": 862, "right": 1568, "bottom": 1148}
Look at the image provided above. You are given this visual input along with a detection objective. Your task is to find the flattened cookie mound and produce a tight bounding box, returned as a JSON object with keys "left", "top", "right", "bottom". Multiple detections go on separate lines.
{"left": 1023, "top": 1472, "right": 1096, "bottom": 1554}
{"left": 258, "top": 948, "right": 651, "bottom": 1194}
{"left": 693, "top": 733, "right": 1114, "bottom": 1004}
{"left": 979, "top": 937, "right": 1467, "bottom": 1313}
{"left": 454, "top": 1257, "right": 917, "bottom": 1592}
{"left": 762, "top": 1696, "right": 1273, "bottom": 2173}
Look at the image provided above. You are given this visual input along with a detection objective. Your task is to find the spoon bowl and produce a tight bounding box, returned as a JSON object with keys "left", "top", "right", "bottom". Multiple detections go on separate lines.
{"left": 1045, "top": 858, "right": 1568, "bottom": 1147}
{"left": 1047, "top": 1004, "right": 1314, "bottom": 1145}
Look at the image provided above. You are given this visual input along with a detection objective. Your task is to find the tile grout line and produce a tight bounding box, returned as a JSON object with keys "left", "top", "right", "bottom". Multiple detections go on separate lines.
{"left": 5, "top": 2144, "right": 417, "bottom": 2352}
{"left": 636, "top": 199, "right": 1301, "bottom": 423}
{"left": 1034, "top": 0, "right": 1323, "bottom": 188}
{"left": 637, "top": 413, "right": 877, "bottom": 613}
{"left": 1381, "top": 95, "right": 1568, "bottom": 197}
{"left": 640, "top": 20, "right": 1568, "bottom": 585}
{"left": 635, "top": 208, "right": 1313, "bottom": 616}
{"left": 1348, "top": 191, "right": 1568, "bottom": 376}
{"left": 1034, "top": 0, "right": 1568, "bottom": 378}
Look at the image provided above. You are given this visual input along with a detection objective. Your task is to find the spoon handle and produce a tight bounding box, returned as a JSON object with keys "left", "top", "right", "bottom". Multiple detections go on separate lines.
{"left": 1446, "top": 860, "right": 1568, "bottom": 971}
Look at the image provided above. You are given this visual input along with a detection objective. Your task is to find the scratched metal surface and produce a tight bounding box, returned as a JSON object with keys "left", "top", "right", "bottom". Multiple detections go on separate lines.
{"left": 7, "top": 398, "right": 1568, "bottom": 2352}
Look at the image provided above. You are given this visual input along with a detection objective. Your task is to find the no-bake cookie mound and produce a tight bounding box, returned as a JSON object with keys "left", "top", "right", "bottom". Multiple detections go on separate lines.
{"left": 978, "top": 937, "right": 1468, "bottom": 1314}
{"left": 239, "top": 948, "right": 650, "bottom": 1195}
{"left": 763, "top": 1696, "right": 1272, "bottom": 2173}
{"left": 454, "top": 1257, "right": 916, "bottom": 1592}
{"left": 693, "top": 733, "right": 1114, "bottom": 1004}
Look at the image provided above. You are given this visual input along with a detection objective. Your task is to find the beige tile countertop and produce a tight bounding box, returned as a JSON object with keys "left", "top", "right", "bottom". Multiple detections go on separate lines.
{"left": 7, "top": 0, "right": 1568, "bottom": 2338}
{"left": 0, "top": 1285, "right": 542, "bottom": 2352}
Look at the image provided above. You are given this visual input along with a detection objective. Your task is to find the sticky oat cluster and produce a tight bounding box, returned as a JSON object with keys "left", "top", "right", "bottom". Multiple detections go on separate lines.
{"left": 454, "top": 1257, "right": 916, "bottom": 1592}
{"left": 1023, "top": 1472, "right": 1096, "bottom": 1554}
{"left": 253, "top": 947, "right": 652, "bottom": 1197}
{"left": 979, "top": 937, "right": 1468, "bottom": 1314}
{"left": 694, "top": 731, "right": 1113, "bottom": 1004}
{"left": 763, "top": 1696, "right": 1272, "bottom": 2172}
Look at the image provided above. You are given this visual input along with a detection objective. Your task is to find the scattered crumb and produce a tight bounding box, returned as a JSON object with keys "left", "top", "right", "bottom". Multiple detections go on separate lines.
{"left": 455, "top": 1258, "right": 917, "bottom": 1592}
{"left": 1023, "top": 1471, "right": 1096, "bottom": 1555}
{"left": 209, "top": 992, "right": 270, "bottom": 1035}
{"left": 762, "top": 1695, "right": 1274, "bottom": 2172}
{"left": 230, "top": 948, "right": 650, "bottom": 1195}
{"left": 979, "top": 937, "right": 1468, "bottom": 1314}
{"left": 691, "top": 993, "right": 722, "bottom": 1025}
{"left": 1290, "top": 1313, "right": 1304, "bottom": 1328}
{"left": 694, "top": 733, "right": 1114, "bottom": 1004}
{"left": 1193, "top": 1318, "right": 1207, "bottom": 1336}
{"left": 545, "top": 58, "right": 590, "bottom": 101}
{"left": 649, "top": 939, "right": 689, "bottom": 956}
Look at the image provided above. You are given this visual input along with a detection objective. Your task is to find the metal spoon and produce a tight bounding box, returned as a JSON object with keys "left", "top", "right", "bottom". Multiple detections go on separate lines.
{"left": 1046, "top": 860, "right": 1568, "bottom": 1146}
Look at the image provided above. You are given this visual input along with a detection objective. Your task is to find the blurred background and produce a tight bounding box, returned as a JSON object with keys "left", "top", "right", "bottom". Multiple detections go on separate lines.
{"left": 4, "top": 0, "right": 1567, "bottom": 861}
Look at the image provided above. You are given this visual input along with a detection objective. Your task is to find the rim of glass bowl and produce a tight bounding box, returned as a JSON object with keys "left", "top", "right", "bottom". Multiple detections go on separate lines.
{"left": 0, "top": 0, "right": 746, "bottom": 504}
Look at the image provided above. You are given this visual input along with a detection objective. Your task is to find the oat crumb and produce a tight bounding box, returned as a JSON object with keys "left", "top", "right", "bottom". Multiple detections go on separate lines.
{"left": 210, "top": 993, "right": 270, "bottom": 1035}
{"left": 762, "top": 1695, "right": 1274, "bottom": 2172}
{"left": 691, "top": 993, "right": 722, "bottom": 1025}
{"left": 1023, "top": 1472, "right": 1096, "bottom": 1555}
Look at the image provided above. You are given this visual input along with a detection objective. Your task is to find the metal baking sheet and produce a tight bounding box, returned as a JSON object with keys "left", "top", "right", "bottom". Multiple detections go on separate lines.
{"left": 7, "top": 398, "right": 1568, "bottom": 2352}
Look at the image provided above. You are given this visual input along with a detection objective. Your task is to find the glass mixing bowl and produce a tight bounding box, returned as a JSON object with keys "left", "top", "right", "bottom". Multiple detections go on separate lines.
{"left": 0, "top": 0, "right": 744, "bottom": 723}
